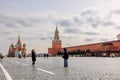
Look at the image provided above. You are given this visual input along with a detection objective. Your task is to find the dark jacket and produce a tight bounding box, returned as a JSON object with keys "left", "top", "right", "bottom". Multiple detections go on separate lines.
{"left": 32, "top": 51, "right": 36, "bottom": 61}
{"left": 63, "top": 48, "right": 69, "bottom": 59}
{"left": 0, "top": 53, "right": 3, "bottom": 59}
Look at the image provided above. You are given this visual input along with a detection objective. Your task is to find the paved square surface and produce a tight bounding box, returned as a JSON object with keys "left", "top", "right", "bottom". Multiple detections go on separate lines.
{"left": 0, "top": 57, "right": 120, "bottom": 80}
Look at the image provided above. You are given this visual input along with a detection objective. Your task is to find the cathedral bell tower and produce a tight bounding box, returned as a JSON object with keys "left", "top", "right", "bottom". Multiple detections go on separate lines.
{"left": 17, "top": 34, "right": 22, "bottom": 51}
{"left": 48, "top": 25, "right": 62, "bottom": 56}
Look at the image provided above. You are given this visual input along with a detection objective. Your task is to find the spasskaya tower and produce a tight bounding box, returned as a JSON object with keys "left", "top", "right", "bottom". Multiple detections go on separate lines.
{"left": 48, "top": 25, "right": 62, "bottom": 56}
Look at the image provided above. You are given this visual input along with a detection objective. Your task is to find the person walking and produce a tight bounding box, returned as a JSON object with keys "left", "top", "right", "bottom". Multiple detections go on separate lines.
{"left": 62, "top": 48, "right": 69, "bottom": 67}
{"left": 0, "top": 53, "right": 3, "bottom": 63}
{"left": 18, "top": 51, "right": 22, "bottom": 58}
{"left": 31, "top": 49, "right": 36, "bottom": 67}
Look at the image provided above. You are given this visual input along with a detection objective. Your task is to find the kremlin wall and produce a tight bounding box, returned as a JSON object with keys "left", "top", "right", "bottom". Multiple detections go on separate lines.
{"left": 48, "top": 27, "right": 120, "bottom": 57}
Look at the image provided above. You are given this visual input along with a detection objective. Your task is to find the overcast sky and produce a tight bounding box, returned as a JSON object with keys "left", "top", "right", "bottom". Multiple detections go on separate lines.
{"left": 0, "top": 0, "right": 120, "bottom": 55}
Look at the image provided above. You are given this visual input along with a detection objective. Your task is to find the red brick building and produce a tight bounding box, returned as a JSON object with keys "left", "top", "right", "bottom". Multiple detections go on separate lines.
{"left": 48, "top": 26, "right": 62, "bottom": 56}
{"left": 65, "top": 40, "right": 120, "bottom": 57}
{"left": 48, "top": 27, "right": 120, "bottom": 57}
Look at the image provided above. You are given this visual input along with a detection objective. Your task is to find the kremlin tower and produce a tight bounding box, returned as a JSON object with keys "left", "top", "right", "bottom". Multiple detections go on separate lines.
{"left": 48, "top": 26, "right": 62, "bottom": 56}
{"left": 8, "top": 35, "right": 26, "bottom": 57}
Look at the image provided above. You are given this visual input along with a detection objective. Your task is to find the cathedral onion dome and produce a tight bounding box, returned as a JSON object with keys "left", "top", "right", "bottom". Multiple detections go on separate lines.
{"left": 117, "top": 34, "right": 120, "bottom": 40}
{"left": 10, "top": 43, "right": 14, "bottom": 47}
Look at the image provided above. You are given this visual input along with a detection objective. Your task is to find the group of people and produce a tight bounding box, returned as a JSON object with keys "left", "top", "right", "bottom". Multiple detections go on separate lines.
{"left": 31, "top": 48, "right": 69, "bottom": 67}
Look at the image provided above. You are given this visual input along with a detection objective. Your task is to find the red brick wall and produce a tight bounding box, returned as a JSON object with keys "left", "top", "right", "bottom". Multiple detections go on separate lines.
{"left": 48, "top": 48, "right": 55, "bottom": 55}
{"left": 48, "top": 41, "right": 62, "bottom": 56}
{"left": 65, "top": 40, "right": 120, "bottom": 53}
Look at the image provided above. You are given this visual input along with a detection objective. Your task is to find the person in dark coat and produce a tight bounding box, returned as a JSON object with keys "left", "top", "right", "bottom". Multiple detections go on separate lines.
{"left": 0, "top": 53, "right": 3, "bottom": 63}
{"left": 62, "top": 48, "right": 69, "bottom": 67}
{"left": 31, "top": 49, "right": 36, "bottom": 66}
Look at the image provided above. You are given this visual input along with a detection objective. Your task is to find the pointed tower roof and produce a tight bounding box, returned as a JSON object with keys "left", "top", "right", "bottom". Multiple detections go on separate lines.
{"left": 54, "top": 24, "right": 61, "bottom": 41}
{"left": 18, "top": 34, "right": 20, "bottom": 41}
{"left": 17, "top": 34, "right": 22, "bottom": 50}
{"left": 55, "top": 24, "right": 58, "bottom": 32}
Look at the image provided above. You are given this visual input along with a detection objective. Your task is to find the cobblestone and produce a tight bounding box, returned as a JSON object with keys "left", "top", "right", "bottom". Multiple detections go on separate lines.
{"left": 0, "top": 62, "right": 7, "bottom": 80}
{"left": 0, "top": 57, "right": 120, "bottom": 80}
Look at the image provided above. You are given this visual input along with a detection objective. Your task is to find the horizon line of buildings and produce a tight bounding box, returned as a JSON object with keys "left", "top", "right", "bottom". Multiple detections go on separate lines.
{"left": 7, "top": 26, "right": 120, "bottom": 57}
{"left": 48, "top": 26, "right": 120, "bottom": 57}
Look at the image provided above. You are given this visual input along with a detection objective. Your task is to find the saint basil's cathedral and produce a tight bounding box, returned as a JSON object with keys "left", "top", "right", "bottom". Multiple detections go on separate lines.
{"left": 8, "top": 35, "right": 26, "bottom": 57}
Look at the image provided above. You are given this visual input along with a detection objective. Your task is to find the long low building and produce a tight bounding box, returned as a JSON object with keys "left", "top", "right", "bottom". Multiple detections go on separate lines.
{"left": 64, "top": 40, "right": 120, "bottom": 57}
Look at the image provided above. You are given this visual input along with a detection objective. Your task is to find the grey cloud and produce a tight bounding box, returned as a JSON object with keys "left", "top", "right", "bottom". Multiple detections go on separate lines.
{"left": 15, "top": 30, "right": 24, "bottom": 33}
{"left": 3, "top": 31, "right": 13, "bottom": 35}
{"left": 91, "top": 19, "right": 101, "bottom": 28}
{"left": 80, "top": 9, "right": 102, "bottom": 28}
{"left": 85, "top": 16, "right": 102, "bottom": 28}
{"left": 37, "top": 31, "right": 53, "bottom": 40}
{"left": 0, "top": 11, "right": 115, "bottom": 40}
{"left": 7, "top": 37, "right": 33, "bottom": 40}
{"left": 25, "top": 37, "right": 40, "bottom": 40}
{"left": 82, "top": 32, "right": 99, "bottom": 35}
{"left": 91, "top": 22, "right": 99, "bottom": 28}
{"left": 65, "top": 43, "right": 71, "bottom": 46}
{"left": 0, "top": 15, "right": 8, "bottom": 23}
{"left": 40, "top": 36, "right": 53, "bottom": 40}
{"left": 64, "top": 28, "right": 80, "bottom": 34}
{"left": 59, "top": 19, "right": 72, "bottom": 27}
{"left": 25, "top": 36, "right": 50, "bottom": 40}
{"left": 8, "top": 36, "right": 51, "bottom": 41}
{"left": 5, "top": 23, "right": 18, "bottom": 28}
{"left": 90, "top": 16, "right": 102, "bottom": 28}
{"left": 101, "top": 21, "right": 114, "bottom": 26}
{"left": 61, "top": 35, "right": 78, "bottom": 40}
{"left": 116, "top": 26, "right": 120, "bottom": 29}
{"left": 100, "top": 38, "right": 109, "bottom": 42}
{"left": 8, "top": 37, "right": 39, "bottom": 40}
{"left": 81, "top": 9, "right": 97, "bottom": 17}
{"left": 40, "top": 37, "right": 47, "bottom": 40}
{"left": 16, "top": 19, "right": 31, "bottom": 27}
{"left": 0, "top": 14, "right": 33, "bottom": 28}
{"left": 80, "top": 9, "right": 115, "bottom": 28}
{"left": 73, "top": 16, "right": 82, "bottom": 24}
{"left": 85, "top": 16, "right": 114, "bottom": 28}
{"left": 113, "top": 8, "right": 120, "bottom": 14}
{"left": 29, "top": 18, "right": 41, "bottom": 23}
{"left": 0, "top": 15, "right": 17, "bottom": 28}
{"left": 64, "top": 28, "right": 100, "bottom": 36}
{"left": 48, "top": 36, "right": 53, "bottom": 40}
{"left": 106, "top": 8, "right": 120, "bottom": 21}
{"left": 8, "top": 37, "right": 17, "bottom": 40}
{"left": 84, "top": 38, "right": 94, "bottom": 42}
